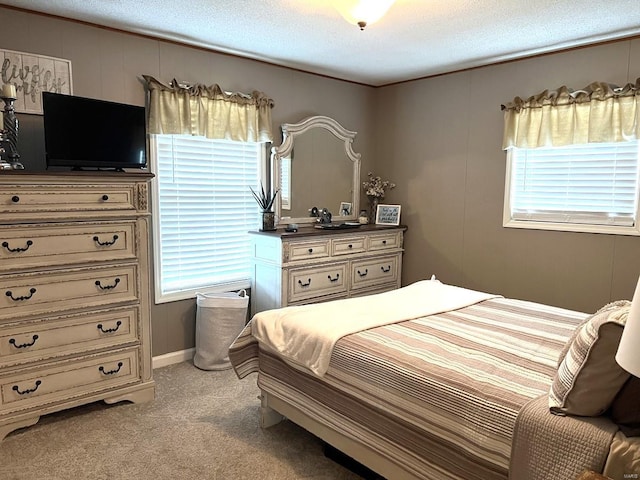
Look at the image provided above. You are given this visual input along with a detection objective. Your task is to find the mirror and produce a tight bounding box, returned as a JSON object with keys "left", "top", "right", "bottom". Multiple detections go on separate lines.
{"left": 272, "top": 116, "right": 361, "bottom": 225}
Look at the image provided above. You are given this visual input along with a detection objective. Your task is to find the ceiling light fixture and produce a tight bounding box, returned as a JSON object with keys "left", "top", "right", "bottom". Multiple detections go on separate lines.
{"left": 332, "top": 0, "right": 396, "bottom": 30}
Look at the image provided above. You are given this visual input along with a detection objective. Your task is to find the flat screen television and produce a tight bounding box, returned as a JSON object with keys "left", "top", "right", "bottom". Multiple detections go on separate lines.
{"left": 43, "top": 92, "right": 147, "bottom": 170}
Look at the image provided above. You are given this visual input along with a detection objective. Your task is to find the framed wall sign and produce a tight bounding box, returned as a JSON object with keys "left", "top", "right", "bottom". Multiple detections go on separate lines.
{"left": 375, "top": 204, "right": 401, "bottom": 226}
{"left": 1, "top": 48, "right": 73, "bottom": 114}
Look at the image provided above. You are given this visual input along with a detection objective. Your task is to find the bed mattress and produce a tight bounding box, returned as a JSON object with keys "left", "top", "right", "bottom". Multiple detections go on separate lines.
{"left": 230, "top": 297, "right": 588, "bottom": 479}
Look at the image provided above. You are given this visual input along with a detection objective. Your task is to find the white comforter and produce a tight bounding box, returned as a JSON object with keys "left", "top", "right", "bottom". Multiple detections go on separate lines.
{"left": 251, "top": 279, "right": 500, "bottom": 376}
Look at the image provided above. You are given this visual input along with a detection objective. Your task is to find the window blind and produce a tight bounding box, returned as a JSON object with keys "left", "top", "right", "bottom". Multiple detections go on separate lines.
{"left": 153, "top": 135, "right": 261, "bottom": 299}
{"left": 280, "top": 157, "right": 291, "bottom": 210}
{"left": 509, "top": 141, "right": 640, "bottom": 227}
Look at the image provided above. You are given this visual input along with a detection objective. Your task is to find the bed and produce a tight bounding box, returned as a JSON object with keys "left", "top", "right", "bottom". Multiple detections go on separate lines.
{"left": 229, "top": 279, "right": 640, "bottom": 480}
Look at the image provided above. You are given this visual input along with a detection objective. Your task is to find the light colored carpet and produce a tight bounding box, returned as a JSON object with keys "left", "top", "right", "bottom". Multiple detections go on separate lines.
{"left": 0, "top": 362, "right": 363, "bottom": 480}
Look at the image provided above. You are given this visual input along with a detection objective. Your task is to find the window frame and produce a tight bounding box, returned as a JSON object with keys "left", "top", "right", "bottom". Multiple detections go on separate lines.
{"left": 503, "top": 142, "right": 640, "bottom": 236}
{"left": 149, "top": 135, "right": 269, "bottom": 304}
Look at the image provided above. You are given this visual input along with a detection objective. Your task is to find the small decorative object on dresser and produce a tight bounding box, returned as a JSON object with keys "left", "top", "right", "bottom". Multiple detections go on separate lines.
{"left": 250, "top": 182, "right": 278, "bottom": 232}
{"left": 0, "top": 172, "right": 155, "bottom": 441}
{"left": 363, "top": 172, "right": 395, "bottom": 224}
{"left": 375, "top": 204, "right": 401, "bottom": 226}
{"left": 0, "top": 83, "right": 23, "bottom": 170}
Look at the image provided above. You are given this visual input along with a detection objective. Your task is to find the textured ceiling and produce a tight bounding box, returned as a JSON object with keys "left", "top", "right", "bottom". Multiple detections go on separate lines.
{"left": 3, "top": 0, "right": 640, "bottom": 86}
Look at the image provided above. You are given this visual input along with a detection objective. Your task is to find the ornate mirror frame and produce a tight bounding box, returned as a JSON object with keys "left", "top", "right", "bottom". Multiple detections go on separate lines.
{"left": 271, "top": 115, "right": 361, "bottom": 226}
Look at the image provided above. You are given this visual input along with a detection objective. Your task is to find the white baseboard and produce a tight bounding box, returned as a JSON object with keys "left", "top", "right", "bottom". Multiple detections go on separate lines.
{"left": 152, "top": 348, "right": 195, "bottom": 369}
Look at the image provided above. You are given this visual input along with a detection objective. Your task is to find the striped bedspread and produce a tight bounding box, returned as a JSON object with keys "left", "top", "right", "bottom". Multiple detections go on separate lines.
{"left": 230, "top": 297, "right": 588, "bottom": 479}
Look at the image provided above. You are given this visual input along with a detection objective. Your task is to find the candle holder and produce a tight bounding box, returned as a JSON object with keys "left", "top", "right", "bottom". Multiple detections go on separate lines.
{"left": 0, "top": 93, "right": 24, "bottom": 170}
{"left": 0, "top": 129, "right": 13, "bottom": 170}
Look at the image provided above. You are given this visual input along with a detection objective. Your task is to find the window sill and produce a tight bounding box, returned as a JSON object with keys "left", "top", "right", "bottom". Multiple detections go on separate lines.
{"left": 154, "top": 280, "right": 251, "bottom": 304}
{"left": 503, "top": 218, "right": 640, "bottom": 236}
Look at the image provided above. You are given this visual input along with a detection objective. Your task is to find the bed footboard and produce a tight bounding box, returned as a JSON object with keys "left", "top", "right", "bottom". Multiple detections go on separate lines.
{"left": 259, "top": 388, "right": 422, "bottom": 480}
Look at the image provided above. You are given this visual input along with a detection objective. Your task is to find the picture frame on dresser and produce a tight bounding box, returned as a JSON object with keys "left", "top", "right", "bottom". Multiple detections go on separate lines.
{"left": 375, "top": 204, "right": 401, "bottom": 226}
{"left": 339, "top": 202, "right": 352, "bottom": 216}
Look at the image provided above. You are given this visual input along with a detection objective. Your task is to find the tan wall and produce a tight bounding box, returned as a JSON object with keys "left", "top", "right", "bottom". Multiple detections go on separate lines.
{"left": 374, "top": 40, "right": 640, "bottom": 312}
{"left": 0, "top": 7, "right": 375, "bottom": 356}
{"left": 3, "top": 7, "right": 640, "bottom": 356}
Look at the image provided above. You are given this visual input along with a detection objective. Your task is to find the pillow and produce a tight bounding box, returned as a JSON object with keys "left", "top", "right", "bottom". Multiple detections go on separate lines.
{"left": 610, "top": 376, "right": 640, "bottom": 436}
{"left": 549, "top": 301, "right": 631, "bottom": 416}
{"left": 556, "top": 300, "right": 630, "bottom": 368}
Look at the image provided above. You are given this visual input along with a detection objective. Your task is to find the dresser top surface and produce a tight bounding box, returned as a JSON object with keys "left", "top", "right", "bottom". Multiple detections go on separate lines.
{"left": 0, "top": 171, "right": 154, "bottom": 183}
{"left": 250, "top": 224, "right": 407, "bottom": 239}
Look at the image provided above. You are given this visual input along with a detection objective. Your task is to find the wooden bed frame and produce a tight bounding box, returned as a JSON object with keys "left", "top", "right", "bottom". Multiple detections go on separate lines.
{"left": 260, "top": 390, "right": 421, "bottom": 480}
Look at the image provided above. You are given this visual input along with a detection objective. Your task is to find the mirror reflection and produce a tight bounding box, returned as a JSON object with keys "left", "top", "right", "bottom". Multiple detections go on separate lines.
{"left": 282, "top": 128, "right": 353, "bottom": 218}
{"left": 272, "top": 116, "right": 361, "bottom": 226}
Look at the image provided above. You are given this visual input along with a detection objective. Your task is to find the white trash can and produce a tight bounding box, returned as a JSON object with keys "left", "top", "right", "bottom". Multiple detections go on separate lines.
{"left": 193, "top": 290, "right": 249, "bottom": 371}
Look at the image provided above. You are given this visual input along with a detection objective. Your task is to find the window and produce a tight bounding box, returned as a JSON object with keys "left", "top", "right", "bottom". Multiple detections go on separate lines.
{"left": 504, "top": 141, "right": 640, "bottom": 235}
{"left": 280, "top": 157, "right": 291, "bottom": 210}
{"left": 150, "top": 135, "right": 267, "bottom": 303}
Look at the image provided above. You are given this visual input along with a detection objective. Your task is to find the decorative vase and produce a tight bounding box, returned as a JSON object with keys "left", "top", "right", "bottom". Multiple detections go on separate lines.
{"left": 358, "top": 209, "right": 368, "bottom": 224}
{"left": 260, "top": 211, "right": 276, "bottom": 231}
{"left": 368, "top": 196, "right": 380, "bottom": 224}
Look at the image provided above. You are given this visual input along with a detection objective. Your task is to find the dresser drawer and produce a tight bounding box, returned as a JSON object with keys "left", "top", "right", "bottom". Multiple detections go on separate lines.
{"left": 351, "top": 255, "right": 399, "bottom": 290}
{"left": 288, "top": 263, "right": 347, "bottom": 303}
{"left": 0, "top": 184, "right": 138, "bottom": 221}
{"left": 0, "top": 348, "right": 140, "bottom": 413}
{"left": 331, "top": 236, "right": 366, "bottom": 256}
{"left": 368, "top": 232, "right": 402, "bottom": 251}
{"left": 286, "top": 239, "right": 330, "bottom": 262}
{"left": 0, "top": 221, "right": 138, "bottom": 272}
{"left": 349, "top": 284, "right": 398, "bottom": 298}
{"left": 0, "top": 265, "right": 138, "bottom": 321}
{"left": 0, "top": 307, "right": 139, "bottom": 368}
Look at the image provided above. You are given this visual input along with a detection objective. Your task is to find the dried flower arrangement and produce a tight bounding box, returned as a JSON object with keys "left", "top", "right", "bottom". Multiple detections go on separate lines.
{"left": 362, "top": 172, "right": 396, "bottom": 198}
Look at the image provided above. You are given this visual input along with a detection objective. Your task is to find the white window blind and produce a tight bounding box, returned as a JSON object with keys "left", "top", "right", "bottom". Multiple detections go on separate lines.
{"left": 280, "top": 157, "right": 291, "bottom": 210}
{"left": 505, "top": 141, "right": 640, "bottom": 232}
{"left": 151, "top": 135, "right": 262, "bottom": 302}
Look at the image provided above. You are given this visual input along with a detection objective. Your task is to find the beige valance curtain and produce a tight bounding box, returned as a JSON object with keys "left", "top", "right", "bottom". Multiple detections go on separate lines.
{"left": 501, "top": 78, "right": 640, "bottom": 149}
{"left": 143, "top": 75, "right": 274, "bottom": 142}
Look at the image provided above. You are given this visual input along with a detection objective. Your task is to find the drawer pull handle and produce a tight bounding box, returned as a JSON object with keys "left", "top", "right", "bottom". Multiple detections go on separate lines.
{"left": 2, "top": 239, "right": 33, "bottom": 253}
{"left": 348, "top": 244, "right": 353, "bottom": 248}
{"left": 381, "top": 265, "right": 391, "bottom": 273}
{"left": 97, "top": 320, "right": 122, "bottom": 334}
{"left": 95, "top": 278, "right": 121, "bottom": 290}
{"left": 357, "top": 269, "right": 368, "bottom": 278}
{"left": 6, "top": 288, "right": 36, "bottom": 301}
{"left": 9, "top": 334, "right": 39, "bottom": 349}
{"left": 99, "top": 362, "right": 124, "bottom": 376}
{"left": 308, "top": 248, "right": 313, "bottom": 254}
{"left": 327, "top": 274, "right": 340, "bottom": 283}
{"left": 298, "top": 278, "right": 312, "bottom": 288}
{"left": 382, "top": 240, "right": 387, "bottom": 245}
{"left": 13, "top": 380, "right": 41, "bottom": 395}
{"left": 11, "top": 195, "right": 20, "bottom": 203}
{"left": 93, "top": 234, "right": 119, "bottom": 247}
{"left": 101, "top": 194, "right": 109, "bottom": 201}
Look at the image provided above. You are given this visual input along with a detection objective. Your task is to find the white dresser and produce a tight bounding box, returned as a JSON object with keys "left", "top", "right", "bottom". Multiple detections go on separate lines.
{"left": 0, "top": 172, "right": 155, "bottom": 440}
{"left": 250, "top": 225, "right": 406, "bottom": 314}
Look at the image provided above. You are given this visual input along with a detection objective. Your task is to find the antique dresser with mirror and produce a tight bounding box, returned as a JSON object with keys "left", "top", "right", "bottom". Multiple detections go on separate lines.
{"left": 250, "top": 115, "right": 406, "bottom": 314}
